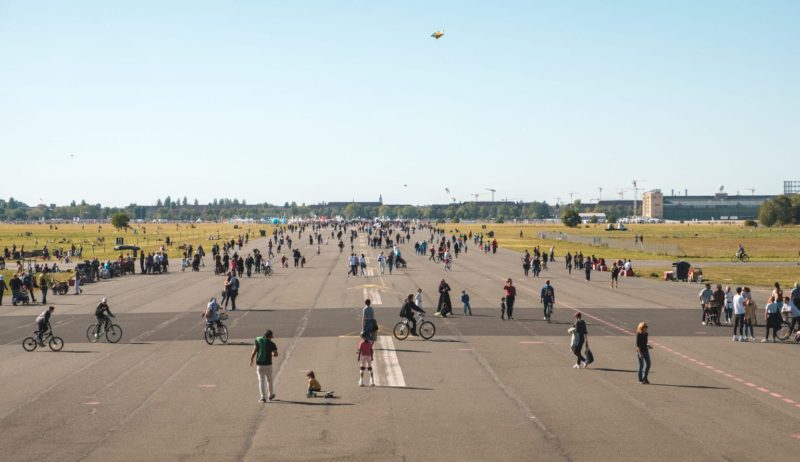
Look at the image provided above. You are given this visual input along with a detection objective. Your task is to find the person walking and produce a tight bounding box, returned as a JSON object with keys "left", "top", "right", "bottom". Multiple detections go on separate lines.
{"left": 699, "top": 283, "right": 713, "bottom": 325}
{"left": 636, "top": 322, "right": 652, "bottom": 384}
{"left": 743, "top": 287, "right": 756, "bottom": 341}
{"left": 584, "top": 261, "right": 592, "bottom": 281}
{"left": 0, "top": 274, "right": 8, "bottom": 305}
{"left": 763, "top": 296, "right": 782, "bottom": 342}
{"left": 357, "top": 333, "right": 375, "bottom": 387}
{"left": 503, "top": 279, "right": 516, "bottom": 319}
{"left": 226, "top": 272, "right": 240, "bottom": 310}
{"left": 610, "top": 263, "right": 620, "bottom": 289}
{"left": 37, "top": 271, "right": 50, "bottom": 305}
{"left": 361, "top": 299, "right": 377, "bottom": 342}
{"left": 569, "top": 312, "right": 588, "bottom": 368}
{"left": 414, "top": 288, "right": 423, "bottom": 311}
{"left": 250, "top": 329, "right": 278, "bottom": 403}
{"left": 461, "top": 290, "right": 472, "bottom": 315}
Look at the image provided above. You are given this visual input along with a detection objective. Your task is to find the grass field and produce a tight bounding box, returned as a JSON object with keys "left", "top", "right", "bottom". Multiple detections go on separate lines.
{"left": 446, "top": 223, "right": 800, "bottom": 288}
{"left": 0, "top": 222, "right": 273, "bottom": 263}
{"left": 448, "top": 222, "right": 800, "bottom": 261}
{"left": 1, "top": 221, "right": 799, "bottom": 289}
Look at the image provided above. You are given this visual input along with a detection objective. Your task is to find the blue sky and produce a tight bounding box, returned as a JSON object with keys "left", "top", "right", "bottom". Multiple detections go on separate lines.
{"left": 1, "top": 1, "right": 798, "bottom": 207}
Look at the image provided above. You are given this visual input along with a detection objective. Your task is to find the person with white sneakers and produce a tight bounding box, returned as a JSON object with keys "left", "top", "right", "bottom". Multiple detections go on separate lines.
{"left": 356, "top": 333, "right": 375, "bottom": 386}
{"left": 732, "top": 287, "right": 746, "bottom": 341}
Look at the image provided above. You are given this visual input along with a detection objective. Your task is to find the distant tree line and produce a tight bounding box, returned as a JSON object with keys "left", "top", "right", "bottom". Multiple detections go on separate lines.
{"left": 758, "top": 195, "right": 800, "bottom": 226}
{"left": 0, "top": 196, "right": 633, "bottom": 222}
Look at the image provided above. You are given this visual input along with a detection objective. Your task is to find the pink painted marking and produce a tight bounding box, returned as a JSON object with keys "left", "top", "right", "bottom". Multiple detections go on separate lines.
{"left": 520, "top": 341, "right": 545, "bottom": 344}
{"left": 757, "top": 387, "right": 770, "bottom": 392}
{"left": 791, "top": 433, "right": 800, "bottom": 440}
{"left": 770, "top": 393, "right": 783, "bottom": 398}
{"left": 783, "top": 399, "right": 795, "bottom": 404}
{"left": 198, "top": 384, "right": 217, "bottom": 389}
{"left": 744, "top": 383, "right": 757, "bottom": 387}
{"left": 83, "top": 401, "right": 101, "bottom": 406}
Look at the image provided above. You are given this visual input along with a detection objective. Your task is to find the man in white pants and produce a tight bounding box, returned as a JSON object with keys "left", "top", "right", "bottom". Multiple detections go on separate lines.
{"left": 250, "top": 330, "right": 279, "bottom": 403}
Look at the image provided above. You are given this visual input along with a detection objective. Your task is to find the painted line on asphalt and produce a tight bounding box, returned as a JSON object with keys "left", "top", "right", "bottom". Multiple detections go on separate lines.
{"left": 374, "top": 335, "right": 405, "bottom": 387}
{"left": 362, "top": 287, "right": 382, "bottom": 305}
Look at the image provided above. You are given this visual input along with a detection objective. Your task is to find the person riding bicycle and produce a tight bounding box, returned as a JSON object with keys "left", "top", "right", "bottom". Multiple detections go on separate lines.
{"left": 400, "top": 293, "right": 425, "bottom": 336}
{"left": 94, "top": 298, "right": 115, "bottom": 337}
{"left": 541, "top": 280, "right": 555, "bottom": 320}
{"left": 35, "top": 306, "right": 55, "bottom": 344}
{"left": 737, "top": 244, "right": 746, "bottom": 258}
{"left": 203, "top": 297, "right": 223, "bottom": 330}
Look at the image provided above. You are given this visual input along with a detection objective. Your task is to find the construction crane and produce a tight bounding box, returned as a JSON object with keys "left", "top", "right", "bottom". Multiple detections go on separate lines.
{"left": 745, "top": 188, "right": 756, "bottom": 195}
{"left": 486, "top": 188, "right": 496, "bottom": 202}
{"left": 470, "top": 193, "right": 480, "bottom": 202}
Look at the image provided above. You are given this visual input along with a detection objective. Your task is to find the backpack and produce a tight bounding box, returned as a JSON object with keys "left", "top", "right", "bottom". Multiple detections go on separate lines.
{"left": 231, "top": 278, "right": 239, "bottom": 291}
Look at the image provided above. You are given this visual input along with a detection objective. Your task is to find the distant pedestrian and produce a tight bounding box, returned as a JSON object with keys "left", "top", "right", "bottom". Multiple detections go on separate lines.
{"left": 250, "top": 329, "right": 278, "bottom": 403}
{"left": 763, "top": 296, "right": 782, "bottom": 342}
{"left": 414, "top": 288, "right": 423, "bottom": 310}
{"left": 0, "top": 274, "right": 8, "bottom": 305}
{"left": 569, "top": 312, "right": 588, "bottom": 368}
{"left": 38, "top": 271, "right": 50, "bottom": 305}
{"left": 361, "top": 299, "right": 377, "bottom": 342}
{"left": 732, "top": 287, "right": 745, "bottom": 341}
{"left": 461, "top": 290, "right": 472, "bottom": 315}
{"left": 503, "top": 279, "right": 516, "bottom": 319}
{"left": 610, "top": 263, "right": 620, "bottom": 289}
{"left": 584, "top": 262, "right": 592, "bottom": 281}
{"left": 500, "top": 297, "right": 507, "bottom": 320}
{"left": 636, "top": 322, "right": 651, "bottom": 384}
{"left": 724, "top": 285, "right": 734, "bottom": 325}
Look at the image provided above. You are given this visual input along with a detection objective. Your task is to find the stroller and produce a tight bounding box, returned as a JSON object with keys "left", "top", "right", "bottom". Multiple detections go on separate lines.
{"left": 12, "top": 289, "right": 30, "bottom": 306}
{"left": 703, "top": 302, "right": 721, "bottom": 326}
{"left": 395, "top": 255, "right": 407, "bottom": 268}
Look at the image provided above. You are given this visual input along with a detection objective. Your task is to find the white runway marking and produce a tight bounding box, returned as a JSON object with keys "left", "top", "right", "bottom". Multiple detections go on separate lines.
{"left": 363, "top": 287, "right": 382, "bottom": 305}
{"left": 374, "top": 335, "right": 405, "bottom": 387}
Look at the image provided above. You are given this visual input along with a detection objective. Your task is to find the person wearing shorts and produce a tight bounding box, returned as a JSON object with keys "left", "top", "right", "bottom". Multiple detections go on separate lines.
{"left": 357, "top": 333, "right": 374, "bottom": 387}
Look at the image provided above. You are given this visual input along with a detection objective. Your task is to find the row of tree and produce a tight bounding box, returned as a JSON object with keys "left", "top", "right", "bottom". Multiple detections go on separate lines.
{"left": 0, "top": 196, "right": 633, "bottom": 222}
{"left": 758, "top": 195, "right": 800, "bottom": 226}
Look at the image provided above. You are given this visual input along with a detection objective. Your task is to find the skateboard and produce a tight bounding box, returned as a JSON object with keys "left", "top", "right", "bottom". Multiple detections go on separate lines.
{"left": 307, "top": 390, "right": 335, "bottom": 398}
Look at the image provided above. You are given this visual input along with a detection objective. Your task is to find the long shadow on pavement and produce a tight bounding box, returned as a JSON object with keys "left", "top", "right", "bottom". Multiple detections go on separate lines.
{"left": 271, "top": 400, "right": 354, "bottom": 406}
{"left": 649, "top": 383, "right": 729, "bottom": 390}
{"left": 591, "top": 368, "right": 638, "bottom": 373}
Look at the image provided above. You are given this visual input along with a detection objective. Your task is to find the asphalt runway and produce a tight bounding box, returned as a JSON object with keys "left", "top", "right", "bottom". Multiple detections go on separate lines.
{"left": 1, "top": 230, "right": 798, "bottom": 461}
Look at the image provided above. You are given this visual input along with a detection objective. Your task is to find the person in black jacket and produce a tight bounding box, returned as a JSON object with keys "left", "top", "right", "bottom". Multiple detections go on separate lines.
{"left": 636, "top": 322, "right": 652, "bottom": 384}
{"left": 400, "top": 294, "right": 425, "bottom": 336}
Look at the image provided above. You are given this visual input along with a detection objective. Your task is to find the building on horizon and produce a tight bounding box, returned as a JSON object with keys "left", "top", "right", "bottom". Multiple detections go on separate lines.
{"left": 784, "top": 180, "right": 800, "bottom": 194}
{"left": 642, "top": 189, "right": 773, "bottom": 220}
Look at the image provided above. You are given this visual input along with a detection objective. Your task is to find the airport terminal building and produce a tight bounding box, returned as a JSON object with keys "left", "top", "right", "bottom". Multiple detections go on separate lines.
{"left": 642, "top": 189, "right": 774, "bottom": 221}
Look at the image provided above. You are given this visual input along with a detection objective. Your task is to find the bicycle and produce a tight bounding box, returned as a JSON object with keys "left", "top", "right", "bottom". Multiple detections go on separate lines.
{"left": 262, "top": 264, "right": 273, "bottom": 276}
{"left": 22, "top": 324, "right": 64, "bottom": 352}
{"left": 204, "top": 314, "right": 229, "bottom": 345}
{"left": 776, "top": 314, "right": 799, "bottom": 341}
{"left": 87, "top": 317, "right": 123, "bottom": 343}
{"left": 731, "top": 253, "right": 750, "bottom": 263}
{"left": 394, "top": 313, "right": 436, "bottom": 340}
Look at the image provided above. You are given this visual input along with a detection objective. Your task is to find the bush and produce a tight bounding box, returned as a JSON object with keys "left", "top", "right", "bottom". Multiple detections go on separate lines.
{"left": 743, "top": 220, "right": 758, "bottom": 227}
{"left": 561, "top": 208, "right": 581, "bottom": 228}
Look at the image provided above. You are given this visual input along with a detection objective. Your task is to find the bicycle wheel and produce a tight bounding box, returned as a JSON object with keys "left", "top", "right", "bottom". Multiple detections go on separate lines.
{"left": 546, "top": 305, "right": 552, "bottom": 323}
{"left": 87, "top": 324, "right": 100, "bottom": 343}
{"left": 49, "top": 336, "right": 64, "bottom": 351}
{"left": 218, "top": 325, "right": 229, "bottom": 344}
{"left": 730, "top": 255, "right": 738, "bottom": 263}
{"left": 419, "top": 321, "right": 436, "bottom": 340}
{"left": 393, "top": 322, "right": 409, "bottom": 340}
{"left": 22, "top": 337, "right": 37, "bottom": 352}
{"left": 776, "top": 322, "right": 791, "bottom": 341}
{"left": 204, "top": 326, "right": 215, "bottom": 345}
{"left": 106, "top": 324, "right": 123, "bottom": 343}
{"left": 741, "top": 255, "right": 750, "bottom": 262}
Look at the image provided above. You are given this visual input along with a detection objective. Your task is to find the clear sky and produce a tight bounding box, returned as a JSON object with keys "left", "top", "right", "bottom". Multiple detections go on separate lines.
{"left": 1, "top": 1, "right": 798, "bottom": 207}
